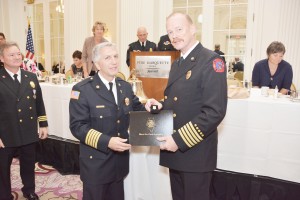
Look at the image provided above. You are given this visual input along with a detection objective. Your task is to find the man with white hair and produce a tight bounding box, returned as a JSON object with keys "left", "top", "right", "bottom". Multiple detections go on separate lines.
{"left": 69, "top": 42, "right": 161, "bottom": 200}
{"left": 126, "top": 26, "right": 157, "bottom": 67}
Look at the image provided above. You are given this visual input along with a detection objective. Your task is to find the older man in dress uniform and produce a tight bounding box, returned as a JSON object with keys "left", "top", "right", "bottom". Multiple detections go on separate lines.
{"left": 69, "top": 42, "right": 161, "bottom": 200}
{"left": 157, "top": 13, "right": 228, "bottom": 200}
{"left": 0, "top": 42, "right": 48, "bottom": 200}
{"left": 126, "top": 26, "right": 157, "bottom": 67}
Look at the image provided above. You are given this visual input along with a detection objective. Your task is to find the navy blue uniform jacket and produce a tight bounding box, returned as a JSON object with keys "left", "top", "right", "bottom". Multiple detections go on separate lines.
{"left": 126, "top": 40, "right": 157, "bottom": 66}
{"left": 69, "top": 75, "right": 144, "bottom": 185}
{"left": 0, "top": 68, "right": 48, "bottom": 147}
{"left": 161, "top": 43, "right": 227, "bottom": 172}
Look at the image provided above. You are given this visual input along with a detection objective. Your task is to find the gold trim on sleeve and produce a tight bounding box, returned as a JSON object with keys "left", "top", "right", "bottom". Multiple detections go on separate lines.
{"left": 85, "top": 129, "right": 102, "bottom": 149}
{"left": 178, "top": 121, "right": 206, "bottom": 148}
{"left": 187, "top": 122, "right": 203, "bottom": 141}
{"left": 185, "top": 123, "right": 201, "bottom": 143}
{"left": 182, "top": 125, "right": 197, "bottom": 144}
{"left": 178, "top": 129, "right": 192, "bottom": 148}
{"left": 38, "top": 116, "right": 47, "bottom": 122}
{"left": 180, "top": 127, "right": 194, "bottom": 146}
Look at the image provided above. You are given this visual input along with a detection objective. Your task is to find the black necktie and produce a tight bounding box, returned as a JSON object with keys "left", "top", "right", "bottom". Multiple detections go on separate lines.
{"left": 141, "top": 42, "right": 145, "bottom": 49}
{"left": 13, "top": 74, "right": 20, "bottom": 92}
{"left": 178, "top": 57, "right": 184, "bottom": 66}
{"left": 109, "top": 82, "right": 116, "bottom": 103}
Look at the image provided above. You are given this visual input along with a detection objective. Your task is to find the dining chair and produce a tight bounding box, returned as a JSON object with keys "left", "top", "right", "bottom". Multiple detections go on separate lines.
{"left": 234, "top": 71, "right": 244, "bottom": 81}
{"left": 290, "top": 83, "right": 297, "bottom": 91}
{"left": 65, "top": 70, "right": 73, "bottom": 78}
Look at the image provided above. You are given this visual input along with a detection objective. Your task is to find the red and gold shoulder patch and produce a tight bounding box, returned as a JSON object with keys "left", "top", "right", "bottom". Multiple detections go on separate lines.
{"left": 213, "top": 58, "right": 225, "bottom": 73}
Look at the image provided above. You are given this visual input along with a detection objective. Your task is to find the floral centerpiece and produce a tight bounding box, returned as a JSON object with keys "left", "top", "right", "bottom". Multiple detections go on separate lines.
{"left": 22, "top": 58, "right": 42, "bottom": 78}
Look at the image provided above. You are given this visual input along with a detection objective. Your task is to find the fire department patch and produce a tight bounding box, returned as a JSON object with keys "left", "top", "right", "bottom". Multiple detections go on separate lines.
{"left": 213, "top": 58, "right": 225, "bottom": 73}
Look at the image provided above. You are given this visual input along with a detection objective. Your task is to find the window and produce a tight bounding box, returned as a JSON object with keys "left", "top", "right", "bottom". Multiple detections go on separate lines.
{"left": 32, "top": 3, "right": 44, "bottom": 67}
{"left": 28, "top": 0, "right": 64, "bottom": 72}
{"left": 173, "top": 0, "right": 203, "bottom": 41}
{"left": 214, "top": 0, "right": 248, "bottom": 68}
{"left": 49, "top": 0, "right": 64, "bottom": 72}
{"left": 173, "top": 0, "right": 248, "bottom": 69}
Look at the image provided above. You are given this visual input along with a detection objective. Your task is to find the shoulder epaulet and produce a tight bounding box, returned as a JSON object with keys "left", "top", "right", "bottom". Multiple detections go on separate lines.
{"left": 116, "top": 77, "right": 127, "bottom": 83}
{"left": 76, "top": 77, "right": 93, "bottom": 87}
{"left": 21, "top": 69, "right": 35, "bottom": 77}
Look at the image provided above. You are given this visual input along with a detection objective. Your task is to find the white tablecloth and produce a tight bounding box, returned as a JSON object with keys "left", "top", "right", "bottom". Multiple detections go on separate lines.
{"left": 40, "top": 83, "right": 77, "bottom": 141}
{"left": 40, "top": 84, "right": 300, "bottom": 200}
{"left": 218, "top": 95, "right": 300, "bottom": 183}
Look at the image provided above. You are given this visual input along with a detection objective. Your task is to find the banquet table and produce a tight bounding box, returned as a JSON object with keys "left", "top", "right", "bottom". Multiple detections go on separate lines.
{"left": 40, "top": 83, "right": 77, "bottom": 141}
{"left": 218, "top": 94, "right": 300, "bottom": 184}
{"left": 40, "top": 83, "right": 300, "bottom": 199}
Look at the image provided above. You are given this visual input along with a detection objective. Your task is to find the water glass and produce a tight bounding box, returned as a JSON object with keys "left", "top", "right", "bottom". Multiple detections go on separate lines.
{"left": 261, "top": 86, "right": 269, "bottom": 97}
{"left": 76, "top": 72, "right": 82, "bottom": 82}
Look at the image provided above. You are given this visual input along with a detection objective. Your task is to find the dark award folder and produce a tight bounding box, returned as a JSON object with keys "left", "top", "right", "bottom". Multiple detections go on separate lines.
{"left": 129, "top": 110, "right": 173, "bottom": 146}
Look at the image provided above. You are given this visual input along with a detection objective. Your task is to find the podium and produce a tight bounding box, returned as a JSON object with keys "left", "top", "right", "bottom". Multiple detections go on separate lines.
{"left": 130, "top": 51, "right": 180, "bottom": 100}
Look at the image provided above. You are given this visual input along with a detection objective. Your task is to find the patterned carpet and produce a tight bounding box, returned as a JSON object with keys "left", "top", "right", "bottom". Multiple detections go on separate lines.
{"left": 11, "top": 159, "right": 83, "bottom": 200}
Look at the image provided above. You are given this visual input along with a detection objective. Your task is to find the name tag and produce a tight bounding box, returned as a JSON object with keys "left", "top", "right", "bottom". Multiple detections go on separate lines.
{"left": 96, "top": 105, "right": 105, "bottom": 108}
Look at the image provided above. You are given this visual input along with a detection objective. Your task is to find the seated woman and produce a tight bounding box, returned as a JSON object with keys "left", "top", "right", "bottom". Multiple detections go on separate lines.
{"left": 252, "top": 41, "right": 293, "bottom": 95}
{"left": 70, "top": 50, "right": 83, "bottom": 78}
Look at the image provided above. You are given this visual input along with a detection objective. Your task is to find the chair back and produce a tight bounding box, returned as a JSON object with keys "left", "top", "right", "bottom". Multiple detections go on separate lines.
{"left": 234, "top": 71, "right": 244, "bottom": 81}
{"left": 65, "top": 70, "right": 73, "bottom": 78}
{"left": 41, "top": 71, "right": 49, "bottom": 78}
{"left": 227, "top": 79, "right": 243, "bottom": 87}
{"left": 291, "top": 83, "right": 297, "bottom": 91}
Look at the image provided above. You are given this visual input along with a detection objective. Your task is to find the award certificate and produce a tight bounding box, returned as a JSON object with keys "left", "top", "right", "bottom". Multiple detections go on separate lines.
{"left": 129, "top": 110, "right": 173, "bottom": 146}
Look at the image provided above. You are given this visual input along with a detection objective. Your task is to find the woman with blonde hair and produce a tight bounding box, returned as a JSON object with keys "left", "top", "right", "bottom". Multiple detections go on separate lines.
{"left": 82, "top": 21, "right": 108, "bottom": 78}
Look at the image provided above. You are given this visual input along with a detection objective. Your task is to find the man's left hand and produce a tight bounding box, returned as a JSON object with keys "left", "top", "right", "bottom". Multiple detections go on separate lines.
{"left": 157, "top": 136, "right": 178, "bottom": 152}
{"left": 39, "top": 127, "right": 48, "bottom": 139}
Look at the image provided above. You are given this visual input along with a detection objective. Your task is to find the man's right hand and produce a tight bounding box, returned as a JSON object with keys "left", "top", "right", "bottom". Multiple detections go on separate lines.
{"left": 108, "top": 137, "right": 131, "bottom": 152}
{"left": 0, "top": 138, "right": 5, "bottom": 148}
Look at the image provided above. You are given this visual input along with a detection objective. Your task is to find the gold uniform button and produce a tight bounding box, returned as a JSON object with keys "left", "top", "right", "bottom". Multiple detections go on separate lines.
{"left": 117, "top": 120, "right": 120, "bottom": 124}
{"left": 19, "top": 119, "right": 23, "bottom": 123}
{"left": 100, "top": 116, "right": 103, "bottom": 118}
{"left": 118, "top": 133, "right": 120, "bottom": 136}
{"left": 29, "top": 107, "right": 32, "bottom": 110}
{"left": 173, "top": 113, "right": 176, "bottom": 118}
{"left": 165, "top": 96, "right": 168, "bottom": 100}
{"left": 174, "top": 97, "right": 177, "bottom": 101}
{"left": 173, "top": 130, "right": 176, "bottom": 133}
{"left": 27, "top": 96, "right": 30, "bottom": 99}
{"left": 89, "top": 156, "right": 93, "bottom": 159}
{"left": 18, "top": 109, "right": 22, "bottom": 112}
{"left": 30, "top": 117, "right": 33, "bottom": 119}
